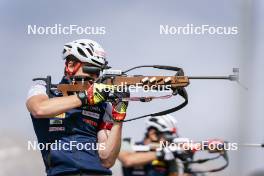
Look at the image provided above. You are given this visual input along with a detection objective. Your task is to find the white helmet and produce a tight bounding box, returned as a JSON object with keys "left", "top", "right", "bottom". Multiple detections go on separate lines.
{"left": 62, "top": 39, "right": 107, "bottom": 68}
{"left": 145, "top": 115, "right": 178, "bottom": 134}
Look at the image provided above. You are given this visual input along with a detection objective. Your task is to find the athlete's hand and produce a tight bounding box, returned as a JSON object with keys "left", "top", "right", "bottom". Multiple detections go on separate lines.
{"left": 156, "top": 147, "right": 175, "bottom": 161}
{"left": 111, "top": 91, "right": 130, "bottom": 122}
{"left": 85, "top": 83, "right": 114, "bottom": 105}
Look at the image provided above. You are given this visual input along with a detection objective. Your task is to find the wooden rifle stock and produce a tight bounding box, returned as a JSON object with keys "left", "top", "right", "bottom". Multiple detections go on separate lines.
{"left": 57, "top": 75, "right": 190, "bottom": 96}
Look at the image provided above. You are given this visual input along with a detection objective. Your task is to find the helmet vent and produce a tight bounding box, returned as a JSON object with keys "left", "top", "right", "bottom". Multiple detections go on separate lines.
{"left": 86, "top": 48, "right": 93, "bottom": 56}
{"left": 62, "top": 49, "right": 66, "bottom": 54}
{"left": 149, "top": 118, "right": 166, "bottom": 128}
{"left": 91, "top": 58, "right": 102, "bottom": 66}
{"left": 77, "top": 47, "right": 87, "bottom": 57}
{"left": 64, "top": 45, "right": 72, "bottom": 48}
{"left": 80, "top": 43, "right": 85, "bottom": 46}
{"left": 89, "top": 44, "right": 94, "bottom": 52}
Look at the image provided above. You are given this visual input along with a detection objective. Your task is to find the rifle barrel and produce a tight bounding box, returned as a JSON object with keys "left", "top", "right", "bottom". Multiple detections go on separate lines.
{"left": 239, "top": 143, "right": 264, "bottom": 147}
{"left": 188, "top": 76, "right": 231, "bottom": 80}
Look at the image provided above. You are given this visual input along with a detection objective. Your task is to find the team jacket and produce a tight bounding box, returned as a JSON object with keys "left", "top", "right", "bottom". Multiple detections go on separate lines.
{"left": 27, "top": 77, "right": 114, "bottom": 176}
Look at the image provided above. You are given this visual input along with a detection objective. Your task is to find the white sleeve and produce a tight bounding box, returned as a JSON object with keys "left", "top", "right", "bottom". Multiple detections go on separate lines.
{"left": 27, "top": 80, "right": 48, "bottom": 100}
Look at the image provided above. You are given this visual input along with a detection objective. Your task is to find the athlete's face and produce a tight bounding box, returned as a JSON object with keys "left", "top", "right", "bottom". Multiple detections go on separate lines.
{"left": 67, "top": 60, "right": 99, "bottom": 79}
{"left": 148, "top": 128, "right": 159, "bottom": 142}
{"left": 147, "top": 128, "right": 169, "bottom": 143}
{"left": 147, "top": 128, "right": 166, "bottom": 143}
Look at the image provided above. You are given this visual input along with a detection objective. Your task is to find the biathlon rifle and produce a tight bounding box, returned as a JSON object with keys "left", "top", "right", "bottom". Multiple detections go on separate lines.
{"left": 33, "top": 65, "right": 240, "bottom": 122}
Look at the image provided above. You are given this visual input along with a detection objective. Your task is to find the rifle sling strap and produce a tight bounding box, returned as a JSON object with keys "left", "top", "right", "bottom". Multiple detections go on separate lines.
{"left": 123, "top": 87, "right": 188, "bottom": 122}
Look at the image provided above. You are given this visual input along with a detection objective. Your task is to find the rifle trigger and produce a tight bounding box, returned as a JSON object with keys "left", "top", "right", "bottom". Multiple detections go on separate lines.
{"left": 140, "top": 97, "right": 152, "bottom": 102}
{"left": 171, "top": 87, "right": 178, "bottom": 95}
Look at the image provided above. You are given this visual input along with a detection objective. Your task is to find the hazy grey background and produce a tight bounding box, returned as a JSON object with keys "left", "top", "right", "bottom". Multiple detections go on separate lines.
{"left": 0, "top": 0, "right": 263, "bottom": 175}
